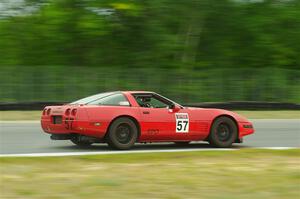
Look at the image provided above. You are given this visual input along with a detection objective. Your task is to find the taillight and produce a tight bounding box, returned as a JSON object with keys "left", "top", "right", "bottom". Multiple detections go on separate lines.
{"left": 71, "top": 109, "right": 77, "bottom": 116}
{"left": 65, "top": 108, "right": 71, "bottom": 116}
{"left": 43, "top": 109, "right": 47, "bottom": 115}
{"left": 47, "top": 108, "right": 51, "bottom": 115}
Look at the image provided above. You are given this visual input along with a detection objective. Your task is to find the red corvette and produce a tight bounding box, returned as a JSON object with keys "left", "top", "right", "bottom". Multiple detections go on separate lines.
{"left": 41, "top": 91, "right": 254, "bottom": 149}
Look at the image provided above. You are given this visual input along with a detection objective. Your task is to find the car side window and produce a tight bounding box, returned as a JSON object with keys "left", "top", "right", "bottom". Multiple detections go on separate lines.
{"left": 134, "top": 95, "right": 168, "bottom": 108}
{"left": 87, "top": 94, "right": 130, "bottom": 106}
{"left": 149, "top": 97, "right": 168, "bottom": 108}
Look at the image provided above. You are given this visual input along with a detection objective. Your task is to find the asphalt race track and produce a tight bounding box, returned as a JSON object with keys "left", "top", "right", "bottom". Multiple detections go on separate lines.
{"left": 0, "top": 119, "right": 299, "bottom": 155}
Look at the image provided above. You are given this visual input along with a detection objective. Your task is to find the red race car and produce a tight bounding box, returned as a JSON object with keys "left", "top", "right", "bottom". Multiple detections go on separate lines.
{"left": 41, "top": 91, "right": 254, "bottom": 149}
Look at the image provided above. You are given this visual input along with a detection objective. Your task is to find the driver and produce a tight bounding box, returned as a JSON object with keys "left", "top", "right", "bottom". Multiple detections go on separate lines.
{"left": 141, "top": 97, "right": 152, "bottom": 108}
{"left": 136, "top": 96, "right": 152, "bottom": 108}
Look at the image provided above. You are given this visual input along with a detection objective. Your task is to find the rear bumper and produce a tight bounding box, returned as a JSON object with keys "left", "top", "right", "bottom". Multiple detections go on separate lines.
{"left": 238, "top": 121, "right": 255, "bottom": 138}
{"left": 41, "top": 118, "right": 73, "bottom": 134}
{"left": 41, "top": 117, "right": 107, "bottom": 138}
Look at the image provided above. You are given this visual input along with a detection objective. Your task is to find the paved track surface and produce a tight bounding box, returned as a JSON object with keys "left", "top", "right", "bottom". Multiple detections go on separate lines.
{"left": 0, "top": 119, "right": 299, "bottom": 155}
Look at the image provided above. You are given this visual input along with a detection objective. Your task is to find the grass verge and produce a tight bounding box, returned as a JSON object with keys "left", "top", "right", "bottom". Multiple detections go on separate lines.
{"left": 1, "top": 149, "right": 300, "bottom": 199}
{"left": 0, "top": 111, "right": 42, "bottom": 121}
{"left": 0, "top": 110, "right": 299, "bottom": 121}
{"left": 236, "top": 110, "right": 300, "bottom": 119}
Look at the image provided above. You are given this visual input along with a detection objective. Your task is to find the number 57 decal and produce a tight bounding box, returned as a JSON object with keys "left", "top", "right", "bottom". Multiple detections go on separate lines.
{"left": 175, "top": 113, "right": 189, "bottom": 133}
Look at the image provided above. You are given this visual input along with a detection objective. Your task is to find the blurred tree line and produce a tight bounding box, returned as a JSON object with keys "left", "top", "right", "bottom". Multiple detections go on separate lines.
{"left": 0, "top": 0, "right": 299, "bottom": 103}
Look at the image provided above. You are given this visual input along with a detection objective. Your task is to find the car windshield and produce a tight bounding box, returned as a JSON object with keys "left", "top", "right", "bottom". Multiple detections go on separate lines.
{"left": 156, "top": 93, "right": 182, "bottom": 107}
{"left": 70, "top": 92, "right": 116, "bottom": 105}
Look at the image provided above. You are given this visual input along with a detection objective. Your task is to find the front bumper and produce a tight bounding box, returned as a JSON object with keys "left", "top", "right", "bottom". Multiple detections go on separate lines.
{"left": 238, "top": 122, "right": 255, "bottom": 138}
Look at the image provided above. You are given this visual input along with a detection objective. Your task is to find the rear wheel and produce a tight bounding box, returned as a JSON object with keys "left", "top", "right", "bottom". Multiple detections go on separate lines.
{"left": 106, "top": 117, "right": 138, "bottom": 150}
{"left": 70, "top": 136, "right": 93, "bottom": 147}
{"left": 209, "top": 116, "right": 237, "bottom": 148}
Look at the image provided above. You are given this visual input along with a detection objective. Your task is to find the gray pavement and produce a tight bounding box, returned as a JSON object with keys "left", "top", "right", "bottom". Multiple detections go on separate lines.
{"left": 0, "top": 119, "right": 299, "bottom": 154}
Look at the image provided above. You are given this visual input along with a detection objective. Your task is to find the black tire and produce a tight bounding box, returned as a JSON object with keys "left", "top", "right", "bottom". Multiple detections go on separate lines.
{"left": 209, "top": 116, "right": 238, "bottom": 148}
{"left": 106, "top": 117, "right": 138, "bottom": 150}
{"left": 174, "top": 142, "right": 190, "bottom": 146}
{"left": 70, "top": 136, "right": 93, "bottom": 147}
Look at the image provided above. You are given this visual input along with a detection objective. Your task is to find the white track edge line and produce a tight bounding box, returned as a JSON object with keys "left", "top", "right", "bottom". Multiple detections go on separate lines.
{"left": 0, "top": 147, "right": 298, "bottom": 157}
{"left": 0, "top": 149, "right": 235, "bottom": 157}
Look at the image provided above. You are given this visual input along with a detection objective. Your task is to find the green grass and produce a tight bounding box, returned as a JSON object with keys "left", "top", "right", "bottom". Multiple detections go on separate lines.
{"left": 235, "top": 110, "right": 300, "bottom": 119}
{"left": 0, "top": 110, "right": 299, "bottom": 121}
{"left": 1, "top": 149, "right": 300, "bottom": 199}
{"left": 0, "top": 111, "right": 42, "bottom": 121}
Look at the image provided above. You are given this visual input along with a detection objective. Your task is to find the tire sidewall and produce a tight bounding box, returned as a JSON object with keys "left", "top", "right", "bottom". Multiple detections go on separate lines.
{"left": 107, "top": 117, "right": 138, "bottom": 150}
{"left": 209, "top": 117, "right": 237, "bottom": 148}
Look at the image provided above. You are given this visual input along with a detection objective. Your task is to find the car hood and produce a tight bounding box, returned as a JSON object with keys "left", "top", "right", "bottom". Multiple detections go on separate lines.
{"left": 185, "top": 107, "right": 250, "bottom": 123}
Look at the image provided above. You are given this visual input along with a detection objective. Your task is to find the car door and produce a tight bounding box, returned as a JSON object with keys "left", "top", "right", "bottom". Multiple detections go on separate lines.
{"left": 134, "top": 94, "right": 195, "bottom": 141}
{"left": 139, "top": 107, "right": 175, "bottom": 140}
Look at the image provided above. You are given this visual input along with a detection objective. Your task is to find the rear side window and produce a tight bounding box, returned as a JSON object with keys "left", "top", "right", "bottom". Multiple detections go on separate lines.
{"left": 70, "top": 92, "right": 115, "bottom": 104}
{"left": 87, "top": 94, "right": 130, "bottom": 106}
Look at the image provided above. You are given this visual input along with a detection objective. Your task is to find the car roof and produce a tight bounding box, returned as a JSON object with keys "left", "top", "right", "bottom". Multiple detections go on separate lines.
{"left": 88, "top": 91, "right": 154, "bottom": 95}
{"left": 123, "top": 91, "right": 155, "bottom": 94}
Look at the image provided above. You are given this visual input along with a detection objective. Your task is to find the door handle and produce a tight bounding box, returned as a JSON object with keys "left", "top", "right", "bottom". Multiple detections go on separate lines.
{"left": 143, "top": 111, "right": 150, "bottom": 114}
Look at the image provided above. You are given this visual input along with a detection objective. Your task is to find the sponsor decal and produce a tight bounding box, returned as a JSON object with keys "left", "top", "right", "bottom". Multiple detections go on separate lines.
{"left": 175, "top": 113, "right": 189, "bottom": 133}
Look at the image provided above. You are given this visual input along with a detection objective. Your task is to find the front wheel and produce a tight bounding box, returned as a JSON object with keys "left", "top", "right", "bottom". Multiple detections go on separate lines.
{"left": 209, "top": 117, "right": 238, "bottom": 148}
{"left": 106, "top": 117, "right": 138, "bottom": 150}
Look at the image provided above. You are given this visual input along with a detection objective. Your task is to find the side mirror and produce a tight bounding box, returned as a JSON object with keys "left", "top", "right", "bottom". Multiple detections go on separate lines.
{"left": 168, "top": 103, "right": 181, "bottom": 111}
{"left": 168, "top": 103, "right": 175, "bottom": 109}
